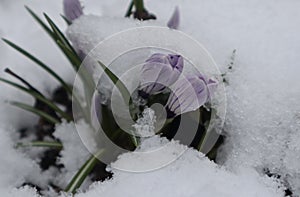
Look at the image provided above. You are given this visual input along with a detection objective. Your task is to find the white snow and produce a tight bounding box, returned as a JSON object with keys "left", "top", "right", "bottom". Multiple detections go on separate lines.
{"left": 53, "top": 121, "right": 97, "bottom": 189}
{"left": 77, "top": 137, "right": 284, "bottom": 197}
{"left": 132, "top": 108, "right": 156, "bottom": 137}
{"left": 0, "top": 0, "right": 299, "bottom": 196}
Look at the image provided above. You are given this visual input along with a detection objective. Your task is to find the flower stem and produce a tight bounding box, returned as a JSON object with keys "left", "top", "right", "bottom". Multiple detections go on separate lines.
{"left": 65, "top": 149, "right": 105, "bottom": 194}
{"left": 133, "top": 0, "right": 144, "bottom": 12}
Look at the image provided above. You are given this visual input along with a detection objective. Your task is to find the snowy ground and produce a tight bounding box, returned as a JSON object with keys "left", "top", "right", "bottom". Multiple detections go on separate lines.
{"left": 0, "top": 0, "right": 299, "bottom": 196}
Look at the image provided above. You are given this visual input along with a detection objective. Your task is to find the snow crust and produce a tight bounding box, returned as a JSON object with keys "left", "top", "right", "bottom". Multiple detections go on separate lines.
{"left": 76, "top": 137, "right": 284, "bottom": 197}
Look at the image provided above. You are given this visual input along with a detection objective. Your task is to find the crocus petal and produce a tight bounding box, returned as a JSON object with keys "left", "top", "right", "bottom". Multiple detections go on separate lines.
{"left": 207, "top": 78, "right": 218, "bottom": 99}
{"left": 167, "top": 6, "right": 180, "bottom": 29}
{"left": 168, "top": 54, "right": 183, "bottom": 72}
{"left": 63, "top": 0, "right": 83, "bottom": 22}
{"left": 139, "top": 53, "right": 183, "bottom": 97}
{"left": 166, "top": 75, "right": 210, "bottom": 117}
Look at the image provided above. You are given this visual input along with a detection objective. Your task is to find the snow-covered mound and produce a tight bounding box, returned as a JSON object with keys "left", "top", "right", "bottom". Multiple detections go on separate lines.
{"left": 76, "top": 137, "right": 284, "bottom": 197}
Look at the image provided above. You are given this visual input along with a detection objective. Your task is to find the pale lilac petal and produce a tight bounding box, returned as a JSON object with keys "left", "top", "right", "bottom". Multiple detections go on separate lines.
{"left": 146, "top": 53, "right": 169, "bottom": 64}
{"left": 166, "top": 75, "right": 210, "bottom": 117}
{"left": 207, "top": 78, "right": 218, "bottom": 99}
{"left": 139, "top": 53, "right": 183, "bottom": 97}
{"left": 167, "top": 54, "right": 183, "bottom": 72}
{"left": 63, "top": 0, "right": 83, "bottom": 22}
{"left": 167, "top": 6, "right": 180, "bottom": 29}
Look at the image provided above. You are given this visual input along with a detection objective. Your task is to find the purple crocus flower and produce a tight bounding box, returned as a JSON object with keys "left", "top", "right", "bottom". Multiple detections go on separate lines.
{"left": 167, "top": 6, "right": 180, "bottom": 29}
{"left": 63, "top": 0, "right": 83, "bottom": 22}
{"left": 166, "top": 73, "right": 218, "bottom": 118}
{"left": 139, "top": 53, "right": 184, "bottom": 98}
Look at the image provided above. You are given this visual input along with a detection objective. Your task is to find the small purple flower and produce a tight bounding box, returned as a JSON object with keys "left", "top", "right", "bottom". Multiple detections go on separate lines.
{"left": 167, "top": 6, "right": 180, "bottom": 29}
{"left": 166, "top": 73, "right": 218, "bottom": 118}
{"left": 139, "top": 53, "right": 184, "bottom": 98}
{"left": 63, "top": 0, "right": 83, "bottom": 22}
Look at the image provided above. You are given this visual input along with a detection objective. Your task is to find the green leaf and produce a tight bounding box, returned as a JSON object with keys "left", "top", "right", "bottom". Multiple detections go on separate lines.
{"left": 26, "top": 7, "right": 80, "bottom": 71}
{"left": 1, "top": 38, "right": 72, "bottom": 95}
{"left": 16, "top": 141, "right": 63, "bottom": 149}
{"left": 65, "top": 149, "right": 104, "bottom": 194}
{"left": 43, "top": 13, "right": 80, "bottom": 69}
{"left": 56, "top": 40, "right": 81, "bottom": 70}
{"left": 97, "top": 61, "right": 131, "bottom": 105}
{"left": 125, "top": 0, "right": 134, "bottom": 17}
{"left": 0, "top": 77, "right": 72, "bottom": 121}
{"left": 61, "top": 14, "right": 72, "bottom": 26}
{"left": 98, "top": 61, "right": 138, "bottom": 146}
{"left": 10, "top": 101, "right": 60, "bottom": 124}
{"left": 24, "top": 9, "right": 93, "bottom": 121}
{"left": 25, "top": 6, "right": 55, "bottom": 39}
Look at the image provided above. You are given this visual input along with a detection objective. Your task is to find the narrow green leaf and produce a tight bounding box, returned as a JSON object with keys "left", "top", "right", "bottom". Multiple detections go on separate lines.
{"left": 16, "top": 141, "right": 63, "bottom": 149}
{"left": 10, "top": 101, "right": 60, "bottom": 124}
{"left": 5, "top": 68, "right": 42, "bottom": 94}
{"left": 56, "top": 40, "right": 81, "bottom": 70}
{"left": 26, "top": 7, "right": 80, "bottom": 71}
{"left": 43, "top": 13, "right": 78, "bottom": 59}
{"left": 98, "top": 61, "right": 138, "bottom": 146}
{"left": 97, "top": 61, "right": 131, "bottom": 105}
{"left": 65, "top": 149, "right": 104, "bottom": 194}
{"left": 25, "top": 6, "right": 56, "bottom": 39}
{"left": 61, "top": 14, "right": 72, "bottom": 26}
{"left": 125, "top": 0, "right": 134, "bottom": 17}
{"left": 1, "top": 38, "right": 72, "bottom": 95}
{"left": 0, "top": 77, "right": 72, "bottom": 121}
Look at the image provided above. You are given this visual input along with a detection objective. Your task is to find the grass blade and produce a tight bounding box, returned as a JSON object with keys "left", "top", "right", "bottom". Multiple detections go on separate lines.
{"left": 56, "top": 40, "right": 81, "bottom": 70}
{"left": 1, "top": 38, "right": 72, "bottom": 95}
{"left": 26, "top": 8, "right": 81, "bottom": 72}
{"left": 16, "top": 141, "right": 63, "bottom": 149}
{"left": 44, "top": 14, "right": 80, "bottom": 65}
{"left": 125, "top": 0, "right": 134, "bottom": 17}
{"left": 61, "top": 14, "right": 72, "bottom": 26}
{"left": 0, "top": 77, "right": 72, "bottom": 121}
{"left": 10, "top": 101, "right": 60, "bottom": 124}
{"left": 25, "top": 6, "right": 55, "bottom": 39}
{"left": 65, "top": 149, "right": 104, "bottom": 194}
{"left": 98, "top": 61, "right": 131, "bottom": 105}
{"left": 5, "top": 68, "right": 42, "bottom": 94}
{"left": 98, "top": 61, "right": 138, "bottom": 146}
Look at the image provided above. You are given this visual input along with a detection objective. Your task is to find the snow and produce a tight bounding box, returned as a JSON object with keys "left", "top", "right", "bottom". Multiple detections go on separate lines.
{"left": 132, "top": 108, "right": 156, "bottom": 137}
{"left": 0, "top": 127, "right": 39, "bottom": 194}
{"left": 0, "top": 0, "right": 299, "bottom": 196}
{"left": 53, "top": 121, "right": 97, "bottom": 189}
{"left": 0, "top": 186, "right": 40, "bottom": 197}
{"left": 77, "top": 137, "right": 284, "bottom": 197}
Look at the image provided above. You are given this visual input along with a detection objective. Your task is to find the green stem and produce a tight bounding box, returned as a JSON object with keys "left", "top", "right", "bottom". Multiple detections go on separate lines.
{"left": 134, "top": 0, "right": 144, "bottom": 12}
{"left": 65, "top": 149, "right": 104, "bottom": 194}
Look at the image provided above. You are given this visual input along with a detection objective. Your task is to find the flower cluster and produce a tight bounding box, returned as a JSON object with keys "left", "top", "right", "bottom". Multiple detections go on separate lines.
{"left": 138, "top": 53, "right": 218, "bottom": 118}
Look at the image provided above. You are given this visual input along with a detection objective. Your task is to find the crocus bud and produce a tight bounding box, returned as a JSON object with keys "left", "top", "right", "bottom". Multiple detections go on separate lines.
{"left": 166, "top": 74, "right": 218, "bottom": 118}
{"left": 139, "top": 53, "right": 184, "bottom": 98}
{"left": 63, "top": 0, "right": 83, "bottom": 22}
{"left": 167, "top": 6, "right": 180, "bottom": 29}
